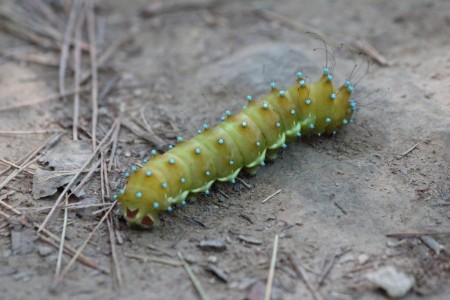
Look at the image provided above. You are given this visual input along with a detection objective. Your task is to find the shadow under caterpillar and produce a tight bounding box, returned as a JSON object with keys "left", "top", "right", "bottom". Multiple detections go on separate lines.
{"left": 114, "top": 67, "right": 356, "bottom": 226}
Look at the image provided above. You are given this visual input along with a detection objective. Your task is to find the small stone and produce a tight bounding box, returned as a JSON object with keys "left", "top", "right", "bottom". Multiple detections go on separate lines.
{"left": 133, "top": 89, "right": 143, "bottom": 97}
{"left": 238, "top": 235, "right": 262, "bottom": 245}
{"left": 358, "top": 254, "right": 369, "bottom": 265}
{"left": 208, "top": 255, "right": 218, "bottom": 263}
{"left": 38, "top": 246, "right": 53, "bottom": 257}
{"left": 366, "top": 266, "right": 415, "bottom": 298}
{"left": 198, "top": 240, "right": 226, "bottom": 251}
{"left": 124, "top": 151, "right": 131, "bottom": 158}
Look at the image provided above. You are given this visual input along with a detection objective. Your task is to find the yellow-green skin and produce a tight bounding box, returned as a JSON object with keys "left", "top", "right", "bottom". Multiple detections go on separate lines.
{"left": 116, "top": 69, "right": 355, "bottom": 226}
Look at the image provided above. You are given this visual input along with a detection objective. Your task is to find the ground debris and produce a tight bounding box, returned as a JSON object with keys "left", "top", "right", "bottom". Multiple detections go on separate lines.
{"left": 366, "top": 266, "right": 415, "bottom": 298}
{"left": 11, "top": 228, "right": 35, "bottom": 255}
{"left": 238, "top": 234, "right": 262, "bottom": 245}
{"left": 198, "top": 239, "right": 226, "bottom": 251}
{"left": 32, "top": 140, "right": 92, "bottom": 199}
{"left": 206, "top": 264, "right": 228, "bottom": 282}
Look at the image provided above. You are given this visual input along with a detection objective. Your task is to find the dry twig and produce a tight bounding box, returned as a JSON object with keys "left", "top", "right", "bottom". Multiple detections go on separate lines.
{"left": 178, "top": 252, "right": 209, "bottom": 300}
{"left": 262, "top": 189, "right": 282, "bottom": 204}
{"left": 288, "top": 254, "right": 323, "bottom": 300}
{"left": 38, "top": 120, "right": 118, "bottom": 232}
{"left": 264, "top": 234, "right": 279, "bottom": 300}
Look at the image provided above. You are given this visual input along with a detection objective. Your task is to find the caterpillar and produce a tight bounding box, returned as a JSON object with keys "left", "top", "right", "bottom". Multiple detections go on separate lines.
{"left": 114, "top": 67, "right": 356, "bottom": 226}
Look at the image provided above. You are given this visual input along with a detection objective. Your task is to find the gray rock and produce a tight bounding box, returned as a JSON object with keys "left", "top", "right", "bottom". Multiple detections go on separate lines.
{"left": 366, "top": 266, "right": 415, "bottom": 298}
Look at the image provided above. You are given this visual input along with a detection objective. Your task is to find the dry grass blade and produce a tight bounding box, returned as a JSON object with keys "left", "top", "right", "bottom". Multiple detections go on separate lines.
{"left": 178, "top": 252, "right": 209, "bottom": 300}
{"left": 255, "top": 10, "right": 341, "bottom": 48}
{"left": 86, "top": 0, "right": 98, "bottom": 150}
{"left": 73, "top": 4, "right": 85, "bottom": 140}
{"left": 353, "top": 39, "right": 389, "bottom": 66}
{"left": 55, "top": 194, "right": 69, "bottom": 278}
{"left": 124, "top": 253, "right": 182, "bottom": 267}
{"left": 262, "top": 189, "right": 282, "bottom": 204}
{"left": 38, "top": 120, "right": 118, "bottom": 232}
{"left": 59, "top": 0, "right": 80, "bottom": 98}
{"left": 52, "top": 201, "right": 117, "bottom": 287}
{"left": 0, "top": 191, "right": 17, "bottom": 214}
{"left": 264, "top": 234, "right": 279, "bottom": 300}
{"left": 101, "top": 154, "right": 122, "bottom": 288}
{"left": 121, "top": 118, "right": 167, "bottom": 150}
{"left": 288, "top": 254, "right": 323, "bottom": 300}
{"left": 0, "top": 129, "right": 64, "bottom": 135}
{"left": 37, "top": 232, "right": 108, "bottom": 273}
{"left": 107, "top": 117, "right": 121, "bottom": 171}
{"left": 0, "top": 158, "right": 34, "bottom": 175}
{"left": 0, "top": 132, "right": 64, "bottom": 190}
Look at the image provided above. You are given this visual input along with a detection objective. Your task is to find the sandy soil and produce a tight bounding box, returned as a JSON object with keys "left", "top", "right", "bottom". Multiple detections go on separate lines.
{"left": 0, "top": 0, "right": 449, "bottom": 299}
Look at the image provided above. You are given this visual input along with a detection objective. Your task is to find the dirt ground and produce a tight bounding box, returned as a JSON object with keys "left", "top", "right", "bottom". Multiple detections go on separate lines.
{"left": 0, "top": 0, "right": 449, "bottom": 299}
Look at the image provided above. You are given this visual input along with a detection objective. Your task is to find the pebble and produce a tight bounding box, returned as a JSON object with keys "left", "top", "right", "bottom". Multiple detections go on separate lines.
{"left": 366, "top": 266, "right": 415, "bottom": 298}
{"left": 38, "top": 246, "right": 53, "bottom": 257}
{"left": 198, "top": 240, "right": 226, "bottom": 252}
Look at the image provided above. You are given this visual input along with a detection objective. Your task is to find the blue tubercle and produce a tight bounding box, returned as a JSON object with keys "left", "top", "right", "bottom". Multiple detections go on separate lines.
{"left": 218, "top": 138, "right": 224, "bottom": 145}
{"left": 296, "top": 71, "right": 303, "bottom": 78}
{"left": 113, "top": 194, "right": 117, "bottom": 200}
{"left": 330, "top": 93, "right": 337, "bottom": 100}
{"left": 195, "top": 148, "right": 201, "bottom": 154}
{"left": 290, "top": 109, "right": 296, "bottom": 115}
{"left": 153, "top": 202, "right": 159, "bottom": 209}
{"left": 169, "top": 158, "right": 175, "bottom": 164}
{"left": 131, "top": 166, "right": 137, "bottom": 172}
{"left": 151, "top": 149, "right": 157, "bottom": 155}
{"left": 347, "top": 85, "right": 354, "bottom": 93}
{"left": 142, "top": 158, "right": 148, "bottom": 164}
{"left": 119, "top": 189, "right": 125, "bottom": 195}
{"left": 181, "top": 200, "right": 187, "bottom": 206}
{"left": 279, "top": 90, "right": 285, "bottom": 96}
{"left": 326, "top": 74, "right": 333, "bottom": 82}
{"left": 246, "top": 95, "right": 252, "bottom": 101}
{"left": 323, "top": 67, "right": 330, "bottom": 74}
{"left": 299, "top": 80, "right": 305, "bottom": 87}
{"left": 270, "top": 82, "right": 276, "bottom": 89}
{"left": 168, "top": 144, "right": 174, "bottom": 149}
{"left": 177, "top": 136, "right": 183, "bottom": 142}
{"left": 225, "top": 110, "right": 231, "bottom": 116}
{"left": 344, "top": 80, "right": 351, "bottom": 87}
{"left": 350, "top": 100, "right": 357, "bottom": 111}
{"left": 180, "top": 177, "right": 186, "bottom": 183}
{"left": 229, "top": 160, "right": 234, "bottom": 165}
{"left": 325, "top": 117, "right": 331, "bottom": 123}
{"left": 309, "top": 124, "right": 315, "bottom": 129}
{"left": 206, "top": 170, "right": 211, "bottom": 176}
{"left": 282, "top": 143, "right": 287, "bottom": 149}
{"left": 305, "top": 99, "right": 311, "bottom": 105}
{"left": 203, "top": 123, "right": 209, "bottom": 130}
{"left": 241, "top": 121, "right": 248, "bottom": 128}
{"left": 161, "top": 183, "right": 168, "bottom": 189}
{"left": 136, "top": 192, "right": 142, "bottom": 198}
{"left": 276, "top": 122, "right": 281, "bottom": 128}
{"left": 343, "top": 119, "right": 348, "bottom": 125}
{"left": 145, "top": 170, "right": 152, "bottom": 177}
{"left": 124, "top": 172, "right": 129, "bottom": 178}
{"left": 167, "top": 206, "right": 173, "bottom": 212}
{"left": 262, "top": 102, "right": 269, "bottom": 109}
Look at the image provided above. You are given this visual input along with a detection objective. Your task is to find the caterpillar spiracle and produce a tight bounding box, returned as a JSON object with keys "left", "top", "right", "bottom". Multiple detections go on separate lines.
{"left": 115, "top": 68, "right": 357, "bottom": 226}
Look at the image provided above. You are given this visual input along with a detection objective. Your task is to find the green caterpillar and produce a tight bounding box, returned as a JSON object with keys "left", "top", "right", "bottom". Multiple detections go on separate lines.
{"left": 114, "top": 68, "right": 356, "bottom": 226}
